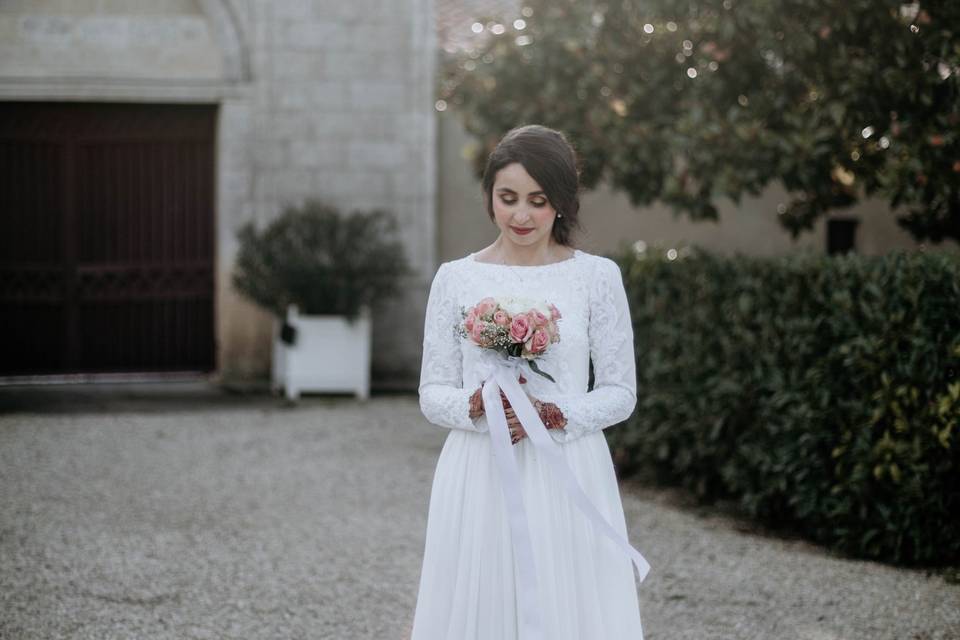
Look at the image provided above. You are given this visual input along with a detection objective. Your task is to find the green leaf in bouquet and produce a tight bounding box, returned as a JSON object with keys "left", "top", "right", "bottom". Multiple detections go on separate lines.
{"left": 528, "top": 359, "right": 556, "bottom": 383}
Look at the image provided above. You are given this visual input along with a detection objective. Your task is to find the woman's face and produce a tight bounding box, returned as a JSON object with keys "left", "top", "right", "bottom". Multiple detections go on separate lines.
{"left": 490, "top": 162, "right": 558, "bottom": 250}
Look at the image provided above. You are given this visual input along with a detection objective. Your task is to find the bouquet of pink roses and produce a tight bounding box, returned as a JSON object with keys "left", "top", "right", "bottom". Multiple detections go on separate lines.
{"left": 457, "top": 295, "right": 562, "bottom": 382}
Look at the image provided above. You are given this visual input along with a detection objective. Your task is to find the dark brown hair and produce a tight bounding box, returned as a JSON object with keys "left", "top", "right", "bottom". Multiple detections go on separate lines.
{"left": 481, "top": 124, "right": 583, "bottom": 247}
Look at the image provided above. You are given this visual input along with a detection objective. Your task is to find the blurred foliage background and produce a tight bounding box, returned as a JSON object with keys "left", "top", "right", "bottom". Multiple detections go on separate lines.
{"left": 605, "top": 243, "right": 960, "bottom": 566}
{"left": 439, "top": 0, "right": 960, "bottom": 243}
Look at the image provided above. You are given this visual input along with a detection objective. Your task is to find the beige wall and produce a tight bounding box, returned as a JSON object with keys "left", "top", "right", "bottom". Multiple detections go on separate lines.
{"left": 436, "top": 109, "right": 960, "bottom": 262}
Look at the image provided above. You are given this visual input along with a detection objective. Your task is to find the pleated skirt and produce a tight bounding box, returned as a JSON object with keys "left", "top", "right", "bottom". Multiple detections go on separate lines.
{"left": 410, "top": 427, "right": 645, "bottom": 640}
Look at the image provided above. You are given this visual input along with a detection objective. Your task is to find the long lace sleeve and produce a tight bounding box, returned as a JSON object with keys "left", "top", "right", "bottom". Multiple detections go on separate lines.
{"left": 540, "top": 257, "right": 637, "bottom": 444}
{"left": 418, "top": 262, "right": 488, "bottom": 433}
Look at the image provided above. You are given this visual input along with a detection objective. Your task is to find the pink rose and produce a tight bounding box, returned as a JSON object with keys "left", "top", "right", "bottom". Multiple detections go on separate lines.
{"left": 492, "top": 309, "right": 511, "bottom": 327}
{"left": 529, "top": 309, "right": 549, "bottom": 327}
{"left": 470, "top": 321, "right": 486, "bottom": 344}
{"left": 509, "top": 314, "right": 533, "bottom": 343}
{"left": 548, "top": 303, "right": 561, "bottom": 321}
{"left": 526, "top": 328, "right": 550, "bottom": 354}
{"left": 476, "top": 297, "right": 497, "bottom": 318}
{"left": 464, "top": 310, "right": 476, "bottom": 332}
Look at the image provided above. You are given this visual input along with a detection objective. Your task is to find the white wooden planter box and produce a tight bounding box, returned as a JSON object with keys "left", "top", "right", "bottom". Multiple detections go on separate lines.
{"left": 271, "top": 304, "right": 371, "bottom": 401}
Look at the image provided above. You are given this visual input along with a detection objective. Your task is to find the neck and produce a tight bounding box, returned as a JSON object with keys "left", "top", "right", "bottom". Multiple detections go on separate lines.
{"left": 494, "top": 235, "right": 567, "bottom": 266}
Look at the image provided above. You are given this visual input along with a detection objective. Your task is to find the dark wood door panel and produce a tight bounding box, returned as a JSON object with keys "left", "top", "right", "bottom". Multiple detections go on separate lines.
{"left": 0, "top": 102, "right": 216, "bottom": 376}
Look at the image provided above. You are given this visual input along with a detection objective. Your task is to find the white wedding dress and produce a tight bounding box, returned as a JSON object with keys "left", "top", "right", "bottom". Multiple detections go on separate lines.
{"left": 411, "top": 249, "right": 646, "bottom": 640}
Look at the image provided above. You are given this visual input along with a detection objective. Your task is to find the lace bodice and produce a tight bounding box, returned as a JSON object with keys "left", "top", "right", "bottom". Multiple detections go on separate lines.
{"left": 418, "top": 249, "right": 637, "bottom": 444}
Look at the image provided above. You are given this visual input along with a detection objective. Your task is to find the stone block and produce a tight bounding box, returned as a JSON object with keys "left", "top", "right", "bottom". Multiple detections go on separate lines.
{"left": 283, "top": 20, "right": 348, "bottom": 50}
{"left": 322, "top": 50, "right": 365, "bottom": 78}
{"left": 288, "top": 138, "right": 347, "bottom": 169}
{"left": 312, "top": 80, "right": 349, "bottom": 108}
{"left": 265, "top": 112, "right": 316, "bottom": 140}
{"left": 311, "top": 113, "right": 357, "bottom": 136}
{"left": 257, "top": 139, "right": 287, "bottom": 168}
{"left": 347, "top": 141, "right": 406, "bottom": 169}
{"left": 271, "top": 50, "right": 325, "bottom": 79}
{"left": 221, "top": 170, "right": 253, "bottom": 200}
{"left": 348, "top": 80, "right": 407, "bottom": 111}
{"left": 323, "top": 49, "right": 408, "bottom": 78}
{"left": 389, "top": 169, "right": 427, "bottom": 201}
{"left": 350, "top": 23, "right": 410, "bottom": 51}
{"left": 275, "top": 85, "right": 314, "bottom": 110}
{"left": 272, "top": 0, "right": 314, "bottom": 20}
{"left": 313, "top": 112, "right": 396, "bottom": 139}
{"left": 320, "top": 170, "right": 391, "bottom": 201}
{"left": 253, "top": 170, "right": 279, "bottom": 203}
{"left": 272, "top": 168, "right": 318, "bottom": 200}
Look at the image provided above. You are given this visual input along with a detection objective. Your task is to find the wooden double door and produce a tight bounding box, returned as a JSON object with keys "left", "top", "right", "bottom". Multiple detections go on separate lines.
{"left": 0, "top": 102, "right": 217, "bottom": 376}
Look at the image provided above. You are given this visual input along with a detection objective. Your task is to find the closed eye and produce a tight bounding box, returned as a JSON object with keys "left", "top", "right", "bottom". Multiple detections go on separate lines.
{"left": 501, "top": 197, "right": 547, "bottom": 207}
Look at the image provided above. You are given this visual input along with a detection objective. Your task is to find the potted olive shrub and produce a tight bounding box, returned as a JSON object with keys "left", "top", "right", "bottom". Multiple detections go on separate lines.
{"left": 232, "top": 199, "right": 412, "bottom": 400}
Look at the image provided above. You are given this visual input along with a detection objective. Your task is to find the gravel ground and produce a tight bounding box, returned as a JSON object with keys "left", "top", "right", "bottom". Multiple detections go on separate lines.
{"left": 0, "top": 385, "right": 957, "bottom": 640}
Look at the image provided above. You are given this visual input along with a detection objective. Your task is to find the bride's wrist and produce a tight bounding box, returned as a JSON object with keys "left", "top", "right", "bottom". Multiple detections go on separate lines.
{"left": 468, "top": 386, "right": 485, "bottom": 419}
{"left": 535, "top": 400, "right": 567, "bottom": 430}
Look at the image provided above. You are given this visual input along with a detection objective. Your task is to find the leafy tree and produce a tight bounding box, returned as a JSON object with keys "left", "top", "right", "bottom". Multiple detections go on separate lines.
{"left": 438, "top": 0, "right": 960, "bottom": 243}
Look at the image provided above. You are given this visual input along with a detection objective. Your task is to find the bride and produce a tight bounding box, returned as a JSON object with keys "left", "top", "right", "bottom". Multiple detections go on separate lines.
{"left": 411, "top": 124, "right": 649, "bottom": 639}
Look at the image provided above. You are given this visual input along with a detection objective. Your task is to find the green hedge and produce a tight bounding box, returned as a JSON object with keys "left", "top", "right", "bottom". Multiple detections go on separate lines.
{"left": 606, "top": 243, "right": 960, "bottom": 566}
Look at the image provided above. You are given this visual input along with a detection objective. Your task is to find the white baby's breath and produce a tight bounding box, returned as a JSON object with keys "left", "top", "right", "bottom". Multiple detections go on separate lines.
{"left": 497, "top": 296, "right": 551, "bottom": 316}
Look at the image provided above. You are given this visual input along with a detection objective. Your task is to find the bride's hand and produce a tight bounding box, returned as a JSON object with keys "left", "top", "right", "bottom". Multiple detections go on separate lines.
{"left": 523, "top": 395, "right": 568, "bottom": 432}
{"left": 475, "top": 375, "right": 535, "bottom": 444}
{"left": 502, "top": 387, "right": 533, "bottom": 444}
{"left": 468, "top": 377, "right": 529, "bottom": 422}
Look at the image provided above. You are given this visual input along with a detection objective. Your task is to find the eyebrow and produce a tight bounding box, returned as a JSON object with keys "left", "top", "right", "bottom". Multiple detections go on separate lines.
{"left": 495, "top": 187, "right": 545, "bottom": 196}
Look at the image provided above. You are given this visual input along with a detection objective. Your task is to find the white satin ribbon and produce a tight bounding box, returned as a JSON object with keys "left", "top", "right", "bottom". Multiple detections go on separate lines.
{"left": 480, "top": 355, "right": 651, "bottom": 639}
